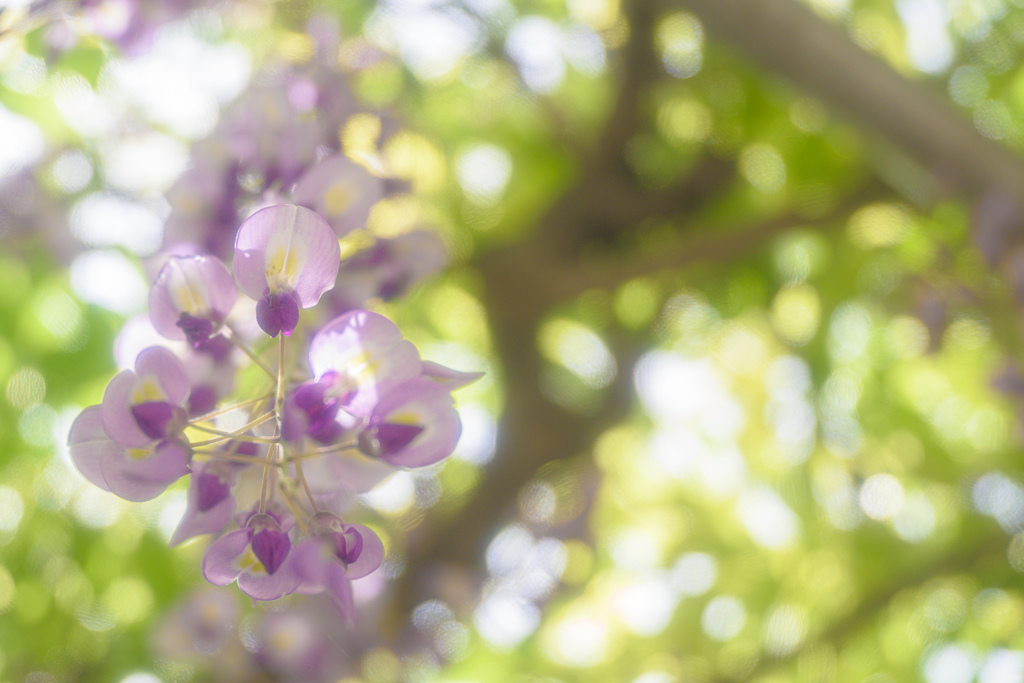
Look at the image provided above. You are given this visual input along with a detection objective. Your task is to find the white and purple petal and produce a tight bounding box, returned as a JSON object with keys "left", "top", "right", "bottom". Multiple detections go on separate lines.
{"left": 101, "top": 346, "right": 189, "bottom": 448}
{"left": 202, "top": 529, "right": 252, "bottom": 586}
{"left": 67, "top": 406, "right": 116, "bottom": 493}
{"left": 292, "top": 155, "right": 384, "bottom": 237}
{"left": 364, "top": 380, "right": 460, "bottom": 468}
{"left": 99, "top": 438, "right": 192, "bottom": 502}
{"left": 236, "top": 554, "right": 302, "bottom": 601}
{"left": 330, "top": 230, "right": 447, "bottom": 310}
{"left": 285, "top": 450, "right": 392, "bottom": 497}
{"left": 281, "top": 380, "right": 343, "bottom": 444}
{"left": 170, "top": 461, "right": 238, "bottom": 547}
{"left": 233, "top": 204, "right": 341, "bottom": 307}
{"left": 336, "top": 523, "right": 384, "bottom": 580}
{"left": 149, "top": 255, "right": 237, "bottom": 346}
{"left": 308, "top": 310, "right": 421, "bottom": 417}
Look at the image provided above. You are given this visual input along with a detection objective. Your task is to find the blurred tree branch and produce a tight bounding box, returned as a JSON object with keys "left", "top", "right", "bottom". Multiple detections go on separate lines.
{"left": 389, "top": 0, "right": 1024, "bottom": 645}
{"left": 672, "top": 0, "right": 1024, "bottom": 203}
{"left": 387, "top": 0, "right": 734, "bottom": 620}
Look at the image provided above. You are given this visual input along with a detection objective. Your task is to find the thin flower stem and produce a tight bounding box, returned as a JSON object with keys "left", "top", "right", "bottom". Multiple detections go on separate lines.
{"left": 314, "top": 441, "right": 361, "bottom": 455}
{"left": 292, "top": 454, "right": 319, "bottom": 513}
{"left": 188, "top": 394, "right": 274, "bottom": 425}
{"left": 270, "top": 459, "right": 279, "bottom": 505}
{"left": 224, "top": 327, "right": 275, "bottom": 379}
{"left": 187, "top": 422, "right": 279, "bottom": 443}
{"left": 276, "top": 483, "right": 310, "bottom": 536}
{"left": 275, "top": 334, "right": 286, "bottom": 416}
{"left": 189, "top": 412, "right": 276, "bottom": 448}
{"left": 192, "top": 450, "right": 272, "bottom": 466}
{"left": 257, "top": 442, "right": 280, "bottom": 515}
{"left": 187, "top": 422, "right": 236, "bottom": 436}
{"left": 288, "top": 445, "right": 360, "bottom": 462}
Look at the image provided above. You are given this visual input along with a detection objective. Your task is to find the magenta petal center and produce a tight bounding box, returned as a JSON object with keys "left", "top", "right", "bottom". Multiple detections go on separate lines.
{"left": 177, "top": 312, "right": 215, "bottom": 347}
{"left": 251, "top": 528, "right": 291, "bottom": 575}
{"left": 374, "top": 422, "right": 424, "bottom": 456}
{"left": 282, "top": 381, "right": 342, "bottom": 444}
{"left": 336, "top": 528, "right": 363, "bottom": 566}
{"left": 131, "top": 401, "right": 183, "bottom": 440}
{"left": 256, "top": 290, "right": 300, "bottom": 338}
{"left": 196, "top": 471, "right": 231, "bottom": 512}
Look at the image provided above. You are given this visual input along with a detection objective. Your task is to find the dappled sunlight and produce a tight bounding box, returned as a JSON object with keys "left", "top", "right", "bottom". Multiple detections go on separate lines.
{"left": 4, "top": 0, "right": 1024, "bottom": 680}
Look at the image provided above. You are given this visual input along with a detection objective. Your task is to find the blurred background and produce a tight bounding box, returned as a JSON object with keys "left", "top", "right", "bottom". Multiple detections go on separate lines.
{"left": 4, "top": 0, "right": 1024, "bottom": 681}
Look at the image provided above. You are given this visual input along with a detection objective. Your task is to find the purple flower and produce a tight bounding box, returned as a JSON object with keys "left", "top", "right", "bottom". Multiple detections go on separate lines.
{"left": 149, "top": 255, "right": 237, "bottom": 347}
{"left": 202, "top": 510, "right": 302, "bottom": 601}
{"left": 330, "top": 230, "right": 447, "bottom": 311}
{"left": 280, "top": 379, "right": 343, "bottom": 445}
{"left": 359, "top": 379, "right": 461, "bottom": 468}
{"left": 233, "top": 204, "right": 341, "bottom": 337}
{"left": 170, "top": 461, "right": 240, "bottom": 547}
{"left": 176, "top": 335, "right": 238, "bottom": 418}
{"left": 101, "top": 346, "right": 190, "bottom": 448}
{"left": 68, "top": 406, "right": 191, "bottom": 502}
{"left": 293, "top": 512, "right": 384, "bottom": 619}
{"left": 292, "top": 155, "right": 384, "bottom": 237}
{"left": 307, "top": 310, "right": 422, "bottom": 418}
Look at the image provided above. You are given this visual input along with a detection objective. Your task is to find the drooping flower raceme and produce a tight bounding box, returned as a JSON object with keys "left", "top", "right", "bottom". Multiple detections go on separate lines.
{"left": 68, "top": 202, "right": 478, "bottom": 613}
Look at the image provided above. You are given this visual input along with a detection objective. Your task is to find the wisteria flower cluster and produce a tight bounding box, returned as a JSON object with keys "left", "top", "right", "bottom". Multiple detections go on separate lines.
{"left": 162, "top": 57, "right": 446, "bottom": 316}
{"left": 68, "top": 203, "right": 478, "bottom": 617}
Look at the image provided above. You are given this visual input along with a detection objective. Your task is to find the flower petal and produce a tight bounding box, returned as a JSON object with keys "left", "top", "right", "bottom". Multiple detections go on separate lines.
{"left": 340, "top": 524, "right": 384, "bottom": 580}
{"left": 99, "top": 439, "right": 191, "bottom": 502}
{"left": 67, "top": 406, "right": 115, "bottom": 493}
{"left": 308, "top": 310, "right": 421, "bottom": 417}
{"left": 368, "top": 380, "right": 460, "bottom": 468}
{"left": 233, "top": 204, "right": 341, "bottom": 308}
{"left": 202, "top": 529, "right": 251, "bottom": 586}
{"left": 169, "top": 462, "right": 237, "bottom": 547}
{"left": 149, "top": 255, "right": 237, "bottom": 343}
{"left": 292, "top": 155, "right": 384, "bottom": 237}
{"left": 237, "top": 561, "right": 302, "bottom": 601}
{"left": 101, "top": 370, "right": 152, "bottom": 448}
{"left": 135, "top": 346, "right": 191, "bottom": 405}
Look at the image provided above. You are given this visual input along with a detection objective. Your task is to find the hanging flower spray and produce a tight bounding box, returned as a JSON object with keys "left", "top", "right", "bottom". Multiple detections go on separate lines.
{"left": 68, "top": 202, "right": 479, "bottom": 618}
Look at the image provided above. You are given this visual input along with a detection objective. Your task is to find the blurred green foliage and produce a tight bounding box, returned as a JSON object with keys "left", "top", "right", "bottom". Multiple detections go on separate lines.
{"left": 4, "top": 0, "right": 1024, "bottom": 682}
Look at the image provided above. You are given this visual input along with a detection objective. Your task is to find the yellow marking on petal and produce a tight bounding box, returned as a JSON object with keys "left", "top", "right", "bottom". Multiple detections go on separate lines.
{"left": 324, "top": 179, "right": 356, "bottom": 216}
{"left": 265, "top": 245, "right": 304, "bottom": 290}
{"left": 264, "top": 214, "right": 308, "bottom": 293}
{"left": 131, "top": 377, "right": 166, "bottom": 405}
{"left": 128, "top": 448, "right": 150, "bottom": 461}
{"left": 350, "top": 352, "right": 374, "bottom": 368}
{"left": 167, "top": 258, "right": 212, "bottom": 316}
{"left": 388, "top": 411, "right": 420, "bottom": 426}
{"left": 236, "top": 548, "right": 266, "bottom": 574}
